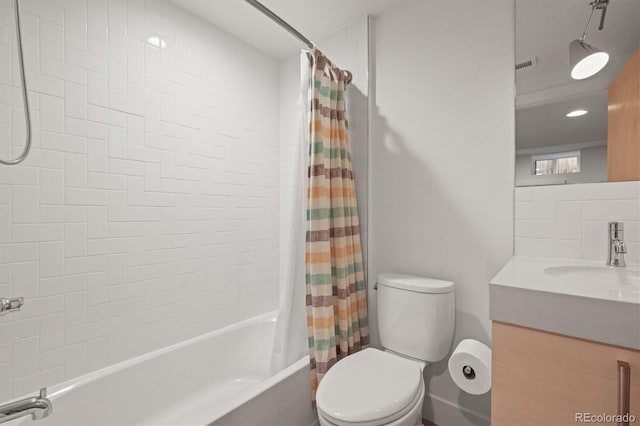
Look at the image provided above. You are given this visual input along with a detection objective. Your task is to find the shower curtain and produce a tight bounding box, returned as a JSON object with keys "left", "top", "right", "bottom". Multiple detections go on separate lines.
{"left": 271, "top": 52, "right": 312, "bottom": 373}
{"left": 305, "top": 49, "right": 368, "bottom": 401}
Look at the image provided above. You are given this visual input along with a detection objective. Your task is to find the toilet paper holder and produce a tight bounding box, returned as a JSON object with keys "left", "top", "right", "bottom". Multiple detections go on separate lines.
{"left": 462, "top": 365, "right": 476, "bottom": 380}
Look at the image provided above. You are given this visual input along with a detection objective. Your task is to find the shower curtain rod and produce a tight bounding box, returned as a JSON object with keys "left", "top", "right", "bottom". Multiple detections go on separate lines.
{"left": 243, "top": 0, "right": 314, "bottom": 49}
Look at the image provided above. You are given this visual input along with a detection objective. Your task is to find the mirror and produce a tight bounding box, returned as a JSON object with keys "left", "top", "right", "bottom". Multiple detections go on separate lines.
{"left": 515, "top": 0, "right": 640, "bottom": 187}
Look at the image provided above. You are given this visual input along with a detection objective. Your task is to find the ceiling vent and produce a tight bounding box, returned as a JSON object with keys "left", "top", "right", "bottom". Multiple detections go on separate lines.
{"left": 515, "top": 56, "right": 538, "bottom": 70}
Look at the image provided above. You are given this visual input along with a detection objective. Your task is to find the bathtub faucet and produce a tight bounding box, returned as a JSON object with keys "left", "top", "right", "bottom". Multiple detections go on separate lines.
{"left": 0, "top": 388, "right": 52, "bottom": 423}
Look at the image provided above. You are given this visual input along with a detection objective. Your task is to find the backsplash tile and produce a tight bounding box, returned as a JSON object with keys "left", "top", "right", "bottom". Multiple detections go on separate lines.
{"left": 515, "top": 182, "right": 640, "bottom": 264}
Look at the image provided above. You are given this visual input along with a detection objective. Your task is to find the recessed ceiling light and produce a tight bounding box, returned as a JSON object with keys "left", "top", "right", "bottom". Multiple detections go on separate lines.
{"left": 146, "top": 36, "right": 166, "bottom": 49}
{"left": 566, "top": 109, "right": 588, "bottom": 117}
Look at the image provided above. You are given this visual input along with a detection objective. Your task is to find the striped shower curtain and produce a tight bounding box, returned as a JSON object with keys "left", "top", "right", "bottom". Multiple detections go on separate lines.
{"left": 305, "top": 49, "right": 368, "bottom": 402}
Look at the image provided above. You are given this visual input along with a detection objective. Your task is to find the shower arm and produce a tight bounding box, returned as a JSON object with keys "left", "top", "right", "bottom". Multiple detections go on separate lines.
{"left": 0, "top": 0, "right": 32, "bottom": 166}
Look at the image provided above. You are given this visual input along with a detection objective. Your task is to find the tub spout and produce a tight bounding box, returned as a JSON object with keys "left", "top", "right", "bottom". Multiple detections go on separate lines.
{"left": 0, "top": 388, "right": 52, "bottom": 423}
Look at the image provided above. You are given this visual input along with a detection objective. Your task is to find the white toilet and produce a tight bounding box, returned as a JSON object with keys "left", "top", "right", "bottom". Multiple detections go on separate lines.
{"left": 316, "top": 273, "right": 455, "bottom": 426}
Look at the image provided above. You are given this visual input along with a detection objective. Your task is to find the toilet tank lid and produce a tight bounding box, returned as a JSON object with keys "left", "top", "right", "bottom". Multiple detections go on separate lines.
{"left": 377, "top": 273, "right": 455, "bottom": 294}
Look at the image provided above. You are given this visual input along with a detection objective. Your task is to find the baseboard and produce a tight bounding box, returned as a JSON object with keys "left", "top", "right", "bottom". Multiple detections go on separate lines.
{"left": 423, "top": 393, "right": 490, "bottom": 426}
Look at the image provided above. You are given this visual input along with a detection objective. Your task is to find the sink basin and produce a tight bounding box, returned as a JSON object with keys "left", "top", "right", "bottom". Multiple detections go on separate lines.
{"left": 545, "top": 266, "right": 640, "bottom": 285}
{"left": 543, "top": 265, "right": 640, "bottom": 302}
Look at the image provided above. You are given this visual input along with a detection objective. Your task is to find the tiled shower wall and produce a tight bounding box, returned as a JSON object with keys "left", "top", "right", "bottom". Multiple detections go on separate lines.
{"left": 0, "top": 0, "right": 280, "bottom": 398}
{"left": 515, "top": 181, "right": 640, "bottom": 264}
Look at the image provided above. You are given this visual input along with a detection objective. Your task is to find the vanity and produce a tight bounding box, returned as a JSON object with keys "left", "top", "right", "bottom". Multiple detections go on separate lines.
{"left": 489, "top": 257, "right": 640, "bottom": 425}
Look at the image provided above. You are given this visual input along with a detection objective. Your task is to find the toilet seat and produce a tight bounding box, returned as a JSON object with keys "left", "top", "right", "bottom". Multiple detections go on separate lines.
{"left": 316, "top": 348, "right": 424, "bottom": 426}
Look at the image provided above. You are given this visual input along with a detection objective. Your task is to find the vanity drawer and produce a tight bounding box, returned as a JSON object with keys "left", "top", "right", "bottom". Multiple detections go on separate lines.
{"left": 492, "top": 321, "right": 640, "bottom": 426}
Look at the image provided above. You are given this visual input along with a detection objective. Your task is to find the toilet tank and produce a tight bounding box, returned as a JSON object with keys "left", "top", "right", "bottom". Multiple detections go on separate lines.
{"left": 377, "top": 273, "right": 455, "bottom": 362}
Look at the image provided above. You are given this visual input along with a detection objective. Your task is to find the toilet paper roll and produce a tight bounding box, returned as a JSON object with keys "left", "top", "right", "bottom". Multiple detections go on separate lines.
{"left": 448, "top": 339, "right": 492, "bottom": 395}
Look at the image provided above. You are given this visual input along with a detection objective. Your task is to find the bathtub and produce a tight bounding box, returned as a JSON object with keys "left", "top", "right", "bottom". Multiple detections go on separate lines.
{"left": 8, "top": 310, "right": 316, "bottom": 426}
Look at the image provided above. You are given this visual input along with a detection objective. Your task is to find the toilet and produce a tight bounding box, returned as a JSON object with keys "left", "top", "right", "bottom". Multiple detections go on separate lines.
{"left": 316, "top": 273, "right": 455, "bottom": 426}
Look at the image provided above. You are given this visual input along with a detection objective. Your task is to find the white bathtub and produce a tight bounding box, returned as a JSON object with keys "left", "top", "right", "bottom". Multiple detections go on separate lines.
{"left": 8, "top": 311, "right": 316, "bottom": 426}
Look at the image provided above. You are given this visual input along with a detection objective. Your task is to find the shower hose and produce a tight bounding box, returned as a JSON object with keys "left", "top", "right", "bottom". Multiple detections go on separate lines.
{"left": 0, "top": 0, "right": 31, "bottom": 166}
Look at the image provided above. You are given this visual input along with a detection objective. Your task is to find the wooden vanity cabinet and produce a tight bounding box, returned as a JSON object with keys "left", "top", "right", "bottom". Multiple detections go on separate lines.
{"left": 492, "top": 321, "right": 640, "bottom": 426}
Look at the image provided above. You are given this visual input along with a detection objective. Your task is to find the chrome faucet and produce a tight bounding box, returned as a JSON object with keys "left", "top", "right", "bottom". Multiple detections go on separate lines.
{"left": 607, "top": 222, "right": 627, "bottom": 267}
{"left": 0, "top": 388, "right": 52, "bottom": 424}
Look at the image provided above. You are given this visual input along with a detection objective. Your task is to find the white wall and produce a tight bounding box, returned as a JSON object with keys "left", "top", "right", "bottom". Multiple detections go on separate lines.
{"left": 0, "top": 0, "right": 279, "bottom": 399}
{"left": 371, "top": 1, "right": 515, "bottom": 424}
{"left": 515, "top": 181, "right": 640, "bottom": 264}
{"left": 516, "top": 145, "right": 607, "bottom": 186}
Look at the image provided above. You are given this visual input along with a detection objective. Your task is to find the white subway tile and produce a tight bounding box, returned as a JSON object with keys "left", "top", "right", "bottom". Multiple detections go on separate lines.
{"left": 87, "top": 207, "right": 108, "bottom": 238}
{"left": 109, "top": 94, "right": 144, "bottom": 115}
{"left": 39, "top": 313, "right": 65, "bottom": 352}
{"left": 64, "top": 10, "right": 88, "bottom": 51}
{"left": 13, "top": 224, "right": 64, "bottom": 243}
{"left": 66, "top": 47, "right": 108, "bottom": 75}
{"left": 64, "top": 82, "right": 88, "bottom": 119}
{"left": 65, "top": 224, "right": 87, "bottom": 257}
{"left": 87, "top": 172, "right": 126, "bottom": 190}
{"left": 65, "top": 117, "right": 108, "bottom": 140}
{"left": 87, "top": 72, "right": 108, "bottom": 107}
{"left": 0, "top": 318, "right": 38, "bottom": 344}
{"left": 87, "top": 271, "right": 108, "bottom": 305}
{"left": 65, "top": 292, "right": 87, "bottom": 327}
{"left": 41, "top": 57, "right": 87, "bottom": 85}
{"left": 40, "top": 274, "right": 86, "bottom": 297}
{"left": 556, "top": 201, "right": 582, "bottom": 240}
{"left": 0, "top": 206, "right": 9, "bottom": 243}
{"left": 40, "top": 205, "right": 87, "bottom": 223}
{"left": 65, "top": 188, "right": 107, "bottom": 206}
{"left": 583, "top": 220, "right": 608, "bottom": 262}
{"left": 24, "top": 72, "right": 64, "bottom": 97}
{"left": 40, "top": 131, "right": 87, "bottom": 154}
{"left": 87, "top": 138, "right": 108, "bottom": 172}
{"left": 583, "top": 200, "right": 640, "bottom": 221}
{"left": 87, "top": 336, "right": 109, "bottom": 370}
{"left": 39, "top": 169, "right": 65, "bottom": 204}
{"left": 12, "top": 262, "right": 39, "bottom": 299}
{"left": 108, "top": 61, "right": 127, "bottom": 96}
{"left": 40, "top": 95, "right": 65, "bottom": 133}
{"left": 12, "top": 337, "right": 39, "bottom": 378}
{"left": 88, "top": 105, "right": 127, "bottom": 127}
{"left": 40, "top": 241, "right": 64, "bottom": 278}
{"left": 12, "top": 186, "right": 39, "bottom": 224}
{"left": 64, "top": 153, "right": 88, "bottom": 188}
{"left": 87, "top": 3, "right": 108, "bottom": 42}
{"left": 532, "top": 186, "right": 557, "bottom": 220}
{"left": 108, "top": 126, "right": 127, "bottom": 159}
{"left": 0, "top": 243, "right": 38, "bottom": 264}
{"left": 107, "top": 254, "right": 127, "bottom": 286}
{"left": 39, "top": 21, "right": 64, "bottom": 61}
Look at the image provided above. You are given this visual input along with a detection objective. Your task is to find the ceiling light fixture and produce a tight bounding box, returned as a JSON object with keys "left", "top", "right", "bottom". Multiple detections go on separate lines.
{"left": 569, "top": 0, "right": 610, "bottom": 80}
{"left": 567, "top": 109, "right": 588, "bottom": 117}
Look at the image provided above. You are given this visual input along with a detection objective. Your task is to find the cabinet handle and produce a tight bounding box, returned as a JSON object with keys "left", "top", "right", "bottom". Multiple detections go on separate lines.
{"left": 617, "top": 360, "right": 630, "bottom": 426}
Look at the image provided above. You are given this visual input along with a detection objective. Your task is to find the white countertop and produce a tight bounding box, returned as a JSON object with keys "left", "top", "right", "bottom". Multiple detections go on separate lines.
{"left": 490, "top": 256, "right": 640, "bottom": 305}
{"left": 489, "top": 256, "right": 640, "bottom": 350}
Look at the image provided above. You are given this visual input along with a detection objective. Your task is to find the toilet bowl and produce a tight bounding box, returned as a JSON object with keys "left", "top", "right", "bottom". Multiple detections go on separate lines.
{"left": 316, "top": 273, "right": 455, "bottom": 426}
{"left": 316, "top": 348, "right": 425, "bottom": 426}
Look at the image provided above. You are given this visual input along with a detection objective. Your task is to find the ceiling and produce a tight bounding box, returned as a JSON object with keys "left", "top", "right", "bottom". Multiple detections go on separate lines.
{"left": 516, "top": 91, "right": 608, "bottom": 151}
{"left": 170, "top": 0, "right": 405, "bottom": 59}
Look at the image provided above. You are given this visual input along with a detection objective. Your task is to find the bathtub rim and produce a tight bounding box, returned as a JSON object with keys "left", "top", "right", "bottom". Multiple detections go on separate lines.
{"left": 4, "top": 309, "right": 281, "bottom": 404}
